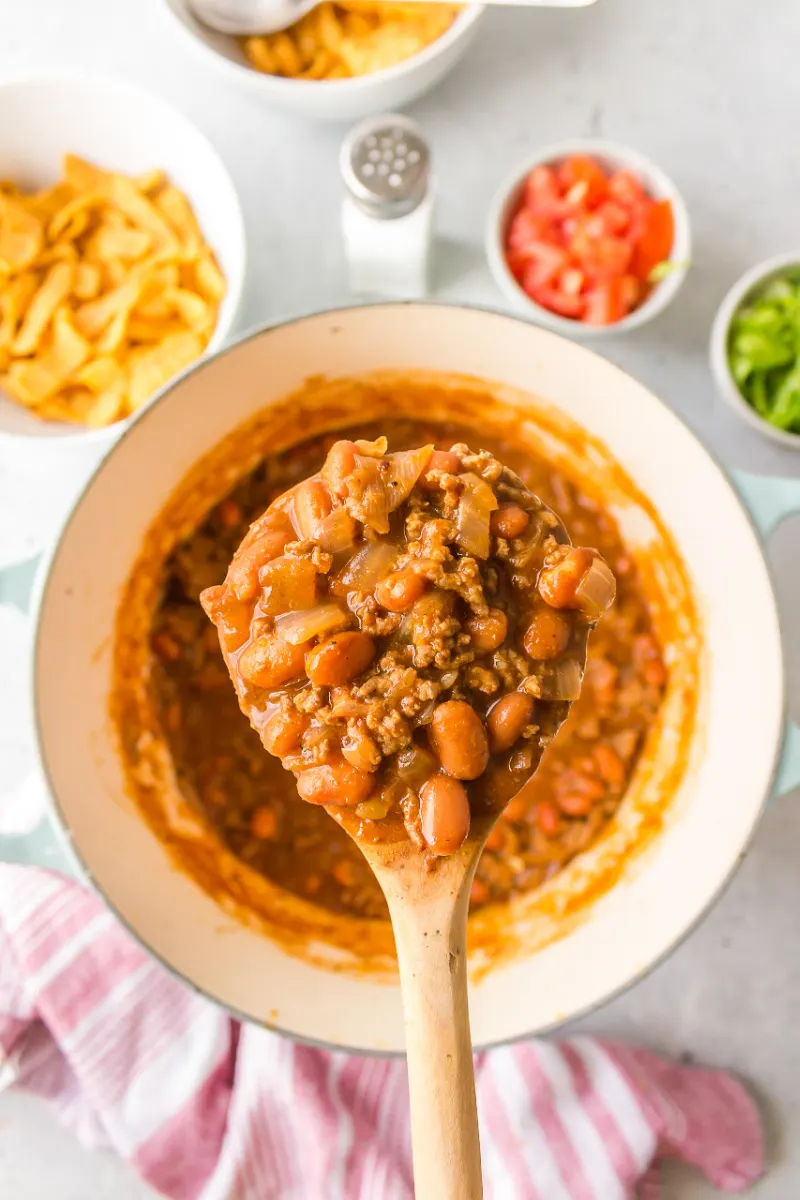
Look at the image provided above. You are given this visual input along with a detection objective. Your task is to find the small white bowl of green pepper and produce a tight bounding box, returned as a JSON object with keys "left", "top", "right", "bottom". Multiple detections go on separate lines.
{"left": 711, "top": 252, "right": 800, "bottom": 448}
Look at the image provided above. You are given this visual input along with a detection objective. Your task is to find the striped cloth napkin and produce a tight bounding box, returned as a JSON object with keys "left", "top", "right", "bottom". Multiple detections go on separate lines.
{"left": 0, "top": 864, "right": 763, "bottom": 1199}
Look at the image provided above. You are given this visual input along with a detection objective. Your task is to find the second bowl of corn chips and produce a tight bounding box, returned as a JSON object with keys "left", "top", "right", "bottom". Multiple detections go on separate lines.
{"left": 0, "top": 74, "right": 245, "bottom": 444}
{"left": 162, "top": 0, "right": 484, "bottom": 121}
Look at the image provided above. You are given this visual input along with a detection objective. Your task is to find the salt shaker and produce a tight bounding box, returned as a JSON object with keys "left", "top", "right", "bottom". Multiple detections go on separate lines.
{"left": 340, "top": 114, "right": 435, "bottom": 300}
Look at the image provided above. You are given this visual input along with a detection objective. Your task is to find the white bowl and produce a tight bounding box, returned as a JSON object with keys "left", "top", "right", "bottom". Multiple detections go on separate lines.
{"left": 0, "top": 73, "right": 246, "bottom": 450}
{"left": 710, "top": 252, "right": 800, "bottom": 449}
{"left": 161, "top": 0, "right": 485, "bottom": 122}
{"left": 486, "top": 137, "right": 691, "bottom": 338}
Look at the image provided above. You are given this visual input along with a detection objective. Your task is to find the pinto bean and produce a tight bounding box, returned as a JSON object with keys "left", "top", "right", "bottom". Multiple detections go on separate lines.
{"left": 466, "top": 608, "right": 508, "bottom": 653}
{"left": 557, "top": 792, "right": 594, "bottom": 817}
{"left": 420, "top": 774, "right": 471, "bottom": 855}
{"left": 237, "top": 632, "right": 307, "bottom": 689}
{"left": 226, "top": 529, "right": 293, "bottom": 602}
{"left": 374, "top": 568, "right": 427, "bottom": 612}
{"left": 593, "top": 743, "right": 626, "bottom": 786}
{"left": 332, "top": 859, "right": 357, "bottom": 887}
{"left": 643, "top": 660, "right": 667, "bottom": 687}
{"left": 250, "top": 806, "right": 278, "bottom": 839}
{"left": 535, "top": 800, "right": 561, "bottom": 837}
{"left": 487, "top": 692, "right": 535, "bottom": 754}
{"left": 218, "top": 498, "right": 243, "bottom": 529}
{"left": 295, "top": 756, "right": 376, "bottom": 806}
{"left": 430, "top": 700, "right": 489, "bottom": 781}
{"left": 293, "top": 480, "right": 333, "bottom": 539}
{"left": 341, "top": 725, "right": 381, "bottom": 772}
{"left": 490, "top": 503, "right": 529, "bottom": 540}
{"left": 538, "top": 547, "right": 598, "bottom": 610}
{"left": 152, "top": 631, "right": 180, "bottom": 662}
{"left": 262, "top": 708, "right": 309, "bottom": 758}
{"left": 523, "top": 607, "right": 571, "bottom": 660}
{"left": 305, "top": 631, "right": 376, "bottom": 687}
{"left": 485, "top": 824, "right": 506, "bottom": 852}
{"left": 322, "top": 440, "right": 357, "bottom": 499}
{"left": 418, "top": 449, "right": 461, "bottom": 490}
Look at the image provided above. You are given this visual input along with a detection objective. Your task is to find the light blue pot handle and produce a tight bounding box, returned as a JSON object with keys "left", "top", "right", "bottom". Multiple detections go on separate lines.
{"left": 734, "top": 469, "right": 800, "bottom": 797}
{"left": 0, "top": 556, "right": 83, "bottom": 877}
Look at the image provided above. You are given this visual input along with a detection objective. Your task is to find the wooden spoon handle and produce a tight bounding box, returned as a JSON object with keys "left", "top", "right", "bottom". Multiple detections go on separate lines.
{"left": 382, "top": 871, "right": 483, "bottom": 1200}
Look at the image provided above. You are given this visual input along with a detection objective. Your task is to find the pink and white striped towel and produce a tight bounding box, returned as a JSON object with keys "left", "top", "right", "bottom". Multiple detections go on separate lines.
{"left": 0, "top": 864, "right": 763, "bottom": 1199}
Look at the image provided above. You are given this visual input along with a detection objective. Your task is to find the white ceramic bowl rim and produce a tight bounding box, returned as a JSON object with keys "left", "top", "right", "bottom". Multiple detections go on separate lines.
{"left": 709, "top": 250, "right": 800, "bottom": 449}
{"left": 0, "top": 69, "right": 246, "bottom": 448}
{"left": 485, "top": 137, "right": 692, "bottom": 338}
{"left": 163, "top": 1, "right": 485, "bottom": 92}
{"left": 31, "top": 300, "right": 790, "bottom": 1053}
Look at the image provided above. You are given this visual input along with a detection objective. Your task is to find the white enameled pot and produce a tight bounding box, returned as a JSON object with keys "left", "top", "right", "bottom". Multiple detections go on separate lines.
{"left": 29, "top": 304, "right": 800, "bottom": 1053}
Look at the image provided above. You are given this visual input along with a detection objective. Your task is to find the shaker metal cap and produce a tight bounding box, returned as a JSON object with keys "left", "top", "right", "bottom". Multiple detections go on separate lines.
{"left": 340, "top": 114, "right": 430, "bottom": 220}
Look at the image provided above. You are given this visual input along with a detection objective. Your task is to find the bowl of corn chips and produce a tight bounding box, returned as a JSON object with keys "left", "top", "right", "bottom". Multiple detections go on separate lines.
{"left": 162, "top": 0, "right": 484, "bottom": 121}
{"left": 0, "top": 73, "right": 245, "bottom": 444}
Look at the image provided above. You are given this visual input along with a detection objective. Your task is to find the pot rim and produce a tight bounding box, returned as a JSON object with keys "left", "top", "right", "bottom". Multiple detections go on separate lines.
{"left": 29, "top": 300, "right": 789, "bottom": 1055}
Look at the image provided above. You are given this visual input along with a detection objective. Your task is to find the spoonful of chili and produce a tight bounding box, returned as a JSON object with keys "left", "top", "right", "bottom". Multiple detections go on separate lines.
{"left": 201, "top": 437, "right": 615, "bottom": 1200}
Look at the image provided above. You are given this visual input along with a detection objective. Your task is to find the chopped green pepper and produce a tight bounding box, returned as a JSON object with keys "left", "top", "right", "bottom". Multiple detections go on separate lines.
{"left": 728, "top": 272, "right": 800, "bottom": 434}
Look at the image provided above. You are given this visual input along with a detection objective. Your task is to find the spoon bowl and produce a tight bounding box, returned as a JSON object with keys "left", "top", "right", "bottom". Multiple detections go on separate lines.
{"left": 189, "top": 0, "right": 317, "bottom": 35}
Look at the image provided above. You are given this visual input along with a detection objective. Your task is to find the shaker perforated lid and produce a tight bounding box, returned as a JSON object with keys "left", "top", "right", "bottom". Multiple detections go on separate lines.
{"left": 340, "top": 114, "right": 430, "bottom": 220}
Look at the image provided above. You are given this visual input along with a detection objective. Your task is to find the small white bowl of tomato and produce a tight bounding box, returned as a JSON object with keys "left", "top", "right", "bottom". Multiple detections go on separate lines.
{"left": 486, "top": 138, "right": 691, "bottom": 335}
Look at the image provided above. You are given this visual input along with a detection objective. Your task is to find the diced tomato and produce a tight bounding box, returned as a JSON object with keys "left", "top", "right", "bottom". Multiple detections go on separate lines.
{"left": 529, "top": 285, "right": 585, "bottom": 319}
{"left": 557, "top": 155, "right": 608, "bottom": 207}
{"left": 619, "top": 273, "right": 641, "bottom": 312}
{"left": 523, "top": 165, "right": 570, "bottom": 219}
{"left": 559, "top": 267, "right": 585, "bottom": 297}
{"left": 573, "top": 232, "right": 632, "bottom": 282}
{"left": 521, "top": 242, "right": 570, "bottom": 292}
{"left": 607, "top": 170, "right": 647, "bottom": 209}
{"left": 568, "top": 212, "right": 608, "bottom": 247}
{"left": 630, "top": 198, "right": 675, "bottom": 280}
{"left": 524, "top": 164, "right": 562, "bottom": 208}
{"left": 583, "top": 279, "right": 630, "bottom": 326}
{"left": 507, "top": 207, "right": 555, "bottom": 256}
{"left": 595, "top": 200, "right": 631, "bottom": 236}
{"left": 505, "top": 247, "right": 530, "bottom": 281}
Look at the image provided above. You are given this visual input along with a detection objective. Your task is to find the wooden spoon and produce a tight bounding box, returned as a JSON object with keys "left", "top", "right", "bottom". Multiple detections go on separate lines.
{"left": 201, "top": 443, "right": 612, "bottom": 1200}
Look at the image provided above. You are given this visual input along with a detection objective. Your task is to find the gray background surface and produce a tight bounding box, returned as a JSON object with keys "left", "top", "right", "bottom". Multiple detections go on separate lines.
{"left": 1, "top": 0, "right": 799, "bottom": 1195}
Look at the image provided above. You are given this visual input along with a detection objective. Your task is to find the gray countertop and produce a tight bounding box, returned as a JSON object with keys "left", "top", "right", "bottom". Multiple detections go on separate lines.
{"left": 1, "top": 0, "right": 799, "bottom": 1195}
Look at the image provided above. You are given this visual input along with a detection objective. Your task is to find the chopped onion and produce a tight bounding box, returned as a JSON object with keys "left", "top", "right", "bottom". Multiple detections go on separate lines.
{"left": 455, "top": 472, "right": 499, "bottom": 559}
{"left": 396, "top": 745, "right": 438, "bottom": 787}
{"left": 339, "top": 540, "right": 398, "bottom": 590}
{"left": 258, "top": 556, "right": 317, "bottom": 616}
{"left": 383, "top": 445, "right": 434, "bottom": 510}
{"left": 543, "top": 657, "right": 583, "bottom": 701}
{"left": 396, "top": 611, "right": 414, "bottom": 643}
{"left": 510, "top": 744, "right": 535, "bottom": 773}
{"left": 353, "top": 436, "right": 388, "bottom": 456}
{"left": 344, "top": 445, "right": 433, "bottom": 533}
{"left": 379, "top": 778, "right": 409, "bottom": 808}
{"left": 574, "top": 557, "right": 616, "bottom": 619}
{"left": 316, "top": 508, "right": 357, "bottom": 555}
{"left": 356, "top": 467, "right": 392, "bottom": 533}
{"left": 274, "top": 601, "right": 351, "bottom": 645}
{"left": 329, "top": 694, "right": 367, "bottom": 719}
{"left": 355, "top": 797, "right": 391, "bottom": 821}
